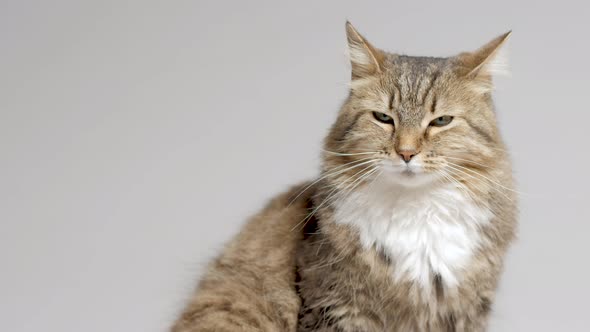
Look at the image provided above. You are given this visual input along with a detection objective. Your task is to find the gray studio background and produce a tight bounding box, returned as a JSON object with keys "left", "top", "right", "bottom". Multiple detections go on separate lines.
{"left": 1, "top": 1, "right": 588, "bottom": 331}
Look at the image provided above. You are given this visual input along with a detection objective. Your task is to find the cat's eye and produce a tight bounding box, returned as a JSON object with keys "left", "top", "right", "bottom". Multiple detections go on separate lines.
{"left": 429, "top": 116, "right": 454, "bottom": 127}
{"left": 372, "top": 112, "right": 394, "bottom": 125}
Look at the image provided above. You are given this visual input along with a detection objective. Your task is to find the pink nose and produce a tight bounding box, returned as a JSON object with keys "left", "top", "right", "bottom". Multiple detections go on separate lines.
{"left": 398, "top": 150, "right": 418, "bottom": 163}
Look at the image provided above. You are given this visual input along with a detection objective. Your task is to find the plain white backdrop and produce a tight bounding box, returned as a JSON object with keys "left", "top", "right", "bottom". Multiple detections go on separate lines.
{"left": 2, "top": 1, "right": 589, "bottom": 331}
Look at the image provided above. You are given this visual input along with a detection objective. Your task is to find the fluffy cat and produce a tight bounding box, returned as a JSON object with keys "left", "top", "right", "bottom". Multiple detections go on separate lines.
{"left": 172, "top": 22, "right": 517, "bottom": 332}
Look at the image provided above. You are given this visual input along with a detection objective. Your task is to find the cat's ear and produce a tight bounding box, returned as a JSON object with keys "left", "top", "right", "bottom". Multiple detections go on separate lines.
{"left": 345, "top": 21, "right": 385, "bottom": 80}
{"left": 454, "top": 31, "right": 511, "bottom": 92}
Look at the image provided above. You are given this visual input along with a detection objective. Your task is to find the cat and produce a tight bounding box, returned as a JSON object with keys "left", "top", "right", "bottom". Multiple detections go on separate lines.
{"left": 171, "top": 22, "right": 517, "bottom": 332}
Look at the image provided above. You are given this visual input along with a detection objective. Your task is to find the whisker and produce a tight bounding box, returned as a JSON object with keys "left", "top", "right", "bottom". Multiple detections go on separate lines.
{"left": 437, "top": 169, "right": 486, "bottom": 208}
{"left": 440, "top": 166, "right": 489, "bottom": 195}
{"left": 290, "top": 160, "right": 379, "bottom": 231}
{"left": 306, "top": 250, "right": 349, "bottom": 271}
{"left": 319, "top": 163, "right": 379, "bottom": 210}
{"left": 344, "top": 165, "right": 379, "bottom": 193}
{"left": 322, "top": 150, "right": 379, "bottom": 157}
{"left": 287, "top": 157, "right": 378, "bottom": 206}
{"left": 445, "top": 161, "right": 522, "bottom": 195}
{"left": 486, "top": 146, "right": 511, "bottom": 153}
{"left": 332, "top": 166, "right": 380, "bottom": 207}
{"left": 443, "top": 156, "right": 521, "bottom": 195}
{"left": 443, "top": 156, "right": 493, "bottom": 170}
{"left": 444, "top": 164, "right": 514, "bottom": 202}
{"left": 365, "top": 169, "right": 383, "bottom": 192}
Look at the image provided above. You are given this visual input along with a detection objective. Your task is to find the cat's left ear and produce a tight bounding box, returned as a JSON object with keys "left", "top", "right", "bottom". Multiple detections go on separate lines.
{"left": 454, "top": 31, "right": 511, "bottom": 92}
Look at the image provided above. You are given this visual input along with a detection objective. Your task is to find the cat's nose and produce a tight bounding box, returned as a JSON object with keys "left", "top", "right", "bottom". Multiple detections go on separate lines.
{"left": 398, "top": 150, "right": 418, "bottom": 163}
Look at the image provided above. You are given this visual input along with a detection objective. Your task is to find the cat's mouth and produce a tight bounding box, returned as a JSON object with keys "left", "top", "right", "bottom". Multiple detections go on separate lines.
{"left": 400, "top": 168, "right": 417, "bottom": 176}
{"left": 378, "top": 160, "right": 439, "bottom": 187}
{"left": 380, "top": 160, "right": 423, "bottom": 175}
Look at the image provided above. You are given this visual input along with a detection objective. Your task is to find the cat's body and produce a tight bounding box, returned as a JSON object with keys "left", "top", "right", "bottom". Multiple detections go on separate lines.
{"left": 173, "top": 23, "right": 517, "bottom": 332}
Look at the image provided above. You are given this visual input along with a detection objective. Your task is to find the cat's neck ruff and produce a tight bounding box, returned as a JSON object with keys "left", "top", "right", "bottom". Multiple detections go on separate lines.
{"left": 332, "top": 179, "right": 493, "bottom": 291}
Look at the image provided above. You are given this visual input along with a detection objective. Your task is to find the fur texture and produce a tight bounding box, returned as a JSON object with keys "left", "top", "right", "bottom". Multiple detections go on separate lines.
{"left": 171, "top": 183, "right": 313, "bottom": 332}
{"left": 172, "top": 22, "right": 517, "bottom": 332}
{"left": 333, "top": 181, "right": 493, "bottom": 291}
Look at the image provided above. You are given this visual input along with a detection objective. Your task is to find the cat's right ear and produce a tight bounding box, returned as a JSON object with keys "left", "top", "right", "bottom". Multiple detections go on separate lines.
{"left": 345, "top": 22, "right": 385, "bottom": 80}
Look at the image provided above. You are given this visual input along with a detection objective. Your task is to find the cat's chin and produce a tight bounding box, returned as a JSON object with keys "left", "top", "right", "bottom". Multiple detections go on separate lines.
{"left": 380, "top": 166, "right": 440, "bottom": 188}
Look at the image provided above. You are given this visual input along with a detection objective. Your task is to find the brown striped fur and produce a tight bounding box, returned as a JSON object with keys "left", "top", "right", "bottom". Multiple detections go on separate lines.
{"left": 172, "top": 22, "right": 517, "bottom": 332}
{"left": 172, "top": 183, "right": 312, "bottom": 332}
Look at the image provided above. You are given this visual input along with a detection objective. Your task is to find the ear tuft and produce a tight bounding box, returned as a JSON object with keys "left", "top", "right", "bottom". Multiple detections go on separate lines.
{"left": 455, "top": 31, "right": 512, "bottom": 92}
{"left": 345, "top": 21, "right": 385, "bottom": 80}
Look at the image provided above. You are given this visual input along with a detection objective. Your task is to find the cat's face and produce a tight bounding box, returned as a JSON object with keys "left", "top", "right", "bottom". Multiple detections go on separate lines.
{"left": 323, "top": 23, "right": 510, "bottom": 190}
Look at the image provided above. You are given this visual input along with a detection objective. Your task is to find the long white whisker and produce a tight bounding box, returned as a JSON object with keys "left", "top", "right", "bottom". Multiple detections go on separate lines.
{"left": 443, "top": 156, "right": 493, "bottom": 170}
{"left": 441, "top": 166, "right": 490, "bottom": 195}
{"left": 365, "top": 169, "right": 383, "bottom": 192}
{"left": 318, "top": 163, "right": 379, "bottom": 210}
{"left": 445, "top": 161, "right": 522, "bottom": 195}
{"left": 322, "top": 150, "right": 379, "bottom": 156}
{"left": 287, "top": 157, "right": 378, "bottom": 206}
{"left": 290, "top": 160, "right": 379, "bottom": 231}
{"left": 444, "top": 164, "right": 514, "bottom": 202}
{"left": 437, "top": 169, "right": 485, "bottom": 208}
{"left": 334, "top": 166, "right": 380, "bottom": 205}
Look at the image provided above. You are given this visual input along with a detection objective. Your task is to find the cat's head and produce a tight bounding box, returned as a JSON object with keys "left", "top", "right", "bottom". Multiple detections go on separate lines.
{"left": 323, "top": 22, "right": 511, "bottom": 189}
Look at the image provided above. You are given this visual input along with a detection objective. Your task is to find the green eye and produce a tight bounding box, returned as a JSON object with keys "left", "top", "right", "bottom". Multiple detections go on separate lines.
{"left": 429, "top": 115, "right": 454, "bottom": 127}
{"left": 372, "top": 112, "right": 394, "bottom": 125}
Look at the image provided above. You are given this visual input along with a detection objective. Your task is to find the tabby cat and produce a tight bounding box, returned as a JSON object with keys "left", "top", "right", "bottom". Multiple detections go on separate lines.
{"left": 172, "top": 22, "right": 517, "bottom": 332}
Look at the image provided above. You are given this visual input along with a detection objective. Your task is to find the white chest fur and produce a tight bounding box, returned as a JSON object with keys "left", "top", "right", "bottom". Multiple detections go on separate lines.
{"left": 333, "top": 181, "right": 492, "bottom": 290}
